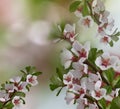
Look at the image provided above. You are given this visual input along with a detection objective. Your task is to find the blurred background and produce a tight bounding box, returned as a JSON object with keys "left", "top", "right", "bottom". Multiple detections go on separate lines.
{"left": 0, "top": 0, "right": 120, "bottom": 109}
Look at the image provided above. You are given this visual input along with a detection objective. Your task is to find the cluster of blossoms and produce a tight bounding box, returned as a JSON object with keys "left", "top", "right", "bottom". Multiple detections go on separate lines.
{"left": 0, "top": 66, "right": 41, "bottom": 109}
{"left": 61, "top": 39, "right": 120, "bottom": 109}
{"left": 62, "top": 0, "right": 120, "bottom": 46}
{"left": 50, "top": 0, "right": 120, "bottom": 109}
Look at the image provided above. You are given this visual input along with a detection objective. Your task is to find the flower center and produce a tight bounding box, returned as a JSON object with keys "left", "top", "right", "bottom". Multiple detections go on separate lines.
{"left": 102, "top": 36, "right": 109, "bottom": 43}
{"left": 65, "top": 76, "right": 72, "bottom": 82}
{"left": 101, "top": 58, "right": 110, "bottom": 67}
{"left": 95, "top": 91, "right": 102, "bottom": 97}
{"left": 14, "top": 99, "right": 20, "bottom": 105}
{"left": 79, "top": 49, "right": 87, "bottom": 58}
{"left": 28, "top": 77, "right": 34, "bottom": 83}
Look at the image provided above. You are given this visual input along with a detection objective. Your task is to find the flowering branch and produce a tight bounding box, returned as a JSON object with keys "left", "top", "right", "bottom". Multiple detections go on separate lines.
{"left": 0, "top": 66, "right": 41, "bottom": 109}
{"left": 49, "top": 0, "right": 120, "bottom": 109}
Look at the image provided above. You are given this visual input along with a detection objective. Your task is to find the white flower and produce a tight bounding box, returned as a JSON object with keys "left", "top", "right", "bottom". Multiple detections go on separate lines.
{"left": 92, "top": 0, "right": 105, "bottom": 14}
{"left": 63, "top": 71, "right": 73, "bottom": 85}
{"left": 98, "top": 24, "right": 106, "bottom": 36}
{"left": 77, "top": 97, "right": 88, "bottom": 109}
{"left": 72, "top": 61, "right": 88, "bottom": 74}
{"left": 99, "top": 11, "right": 110, "bottom": 23}
{"left": 95, "top": 52, "right": 118, "bottom": 70}
{"left": 26, "top": 74, "right": 38, "bottom": 86}
{"left": 10, "top": 76, "right": 21, "bottom": 83}
{"left": 80, "top": 77, "right": 95, "bottom": 91}
{"left": 73, "top": 85, "right": 86, "bottom": 98}
{"left": 65, "top": 92, "right": 75, "bottom": 104}
{"left": 104, "top": 91, "right": 115, "bottom": 102}
{"left": 60, "top": 48, "right": 73, "bottom": 69}
{"left": 0, "top": 90, "right": 9, "bottom": 102}
{"left": 91, "top": 81, "right": 106, "bottom": 100}
{"left": 12, "top": 96, "right": 22, "bottom": 109}
{"left": 5, "top": 84, "right": 15, "bottom": 93}
{"left": 71, "top": 41, "right": 90, "bottom": 62}
{"left": 105, "top": 18, "right": 114, "bottom": 31}
{"left": 80, "top": 16, "right": 93, "bottom": 28}
{"left": 17, "top": 82, "right": 28, "bottom": 92}
{"left": 100, "top": 36, "right": 111, "bottom": 44}
{"left": 64, "top": 24, "right": 76, "bottom": 42}
{"left": 88, "top": 73, "right": 101, "bottom": 83}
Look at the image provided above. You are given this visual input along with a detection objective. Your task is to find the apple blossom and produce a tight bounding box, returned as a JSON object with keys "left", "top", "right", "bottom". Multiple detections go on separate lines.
{"left": 12, "top": 96, "right": 22, "bottom": 109}
{"left": 5, "top": 84, "right": 15, "bottom": 93}
{"left": 65, "top": 92, "right": 75, "bottom": 104}
{"left": 72, "top": 61, "right": 88, "bottom": 74}
{"left": 63, "top": 24, "right": 76, "bottom": 42}
{"left": 26, "top": 74, "right": 38, "bottom": 86}
{"left": 76, "top": 97, "right": 88, "bottom": 109}
{"left": 63, "top": 71, "right": 73, "bottom": 85}
{"left": 92, "top": 0, "right": 105, "bottom": 14}
{"left": 80, "top": 16, "right": 93, "bottom": 28}
{"left": 60, "top": 48, "right": 73, "bottom": 69}
{"left": 95, "top": 52, "right": 118, "bottom": 70}
{"left": 99, "top": 11, "right": 110, "bottom": 23}
{"left": 100, "top": 36, "right": 111, "bottom": 44}
{"left": 17, "top": 82, "right": 28, "bottom": 92}
{"left": 10, "top": 76, "right": 22, "bottom": 84}
{"left": 0, "top": 90, "right": 9, "bottom": 102}
{"left": 71, "top": 41, "right": 90, "bottom": 62}
{"left": 91, "top": 81, "right": 106, "bottom": 100}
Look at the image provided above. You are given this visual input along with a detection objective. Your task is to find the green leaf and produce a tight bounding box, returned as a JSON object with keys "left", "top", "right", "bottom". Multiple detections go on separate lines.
{"left": 98, "top": 98, "right": 106, "bottom": 109}
{"left": 33, "top": 71, "right": 42, "bottom": 76}
{"left": 56, "top": 68, "right": 63, "bottom": 81}
{"left": 82, "top": 0, "right": 90, "bottom": 16}
{"left": 102, "top": 68, "right": 115, "bottom": 84}
{"left": 4, "top": 101, "right": 14, "bottom": 109}
{"left": 69, "top": 1, "right": 81, "bottom": 12}
{"left": 49, "top": 84, "right": 61, "bottom": 91}
{"left": 113, "top": 76, "right": 120, "bottom": 88}
{"left": 109, "top": 40, "right": 113, "bottom": 47}
{"left": 110, "top": 97, "right": 120, "bottom": 109}
{"left": 111, "top": 35, "right": 119, "bottom": 42}
{"left": 0, "top": 102, "right": 3, "bottom": 108}
{"left": 15, "top": 92, "right": 26, "bottom": 97}
{"left": 88, "top": 48, "right": 97, "bottom": 62}
{"left": 97, "top": 50, "right": 104, "bottom": 57}
{"left": 104, "top": 86, "right": 112, "bottom": 94}
{"left": 88, "top": 48, "right": 103, "bottom": 62}
{"left": 25, "top": 66, "right": 31, "bottom": 72}
{"left": 114, "top": 31, "right": 120, "bottom": 37}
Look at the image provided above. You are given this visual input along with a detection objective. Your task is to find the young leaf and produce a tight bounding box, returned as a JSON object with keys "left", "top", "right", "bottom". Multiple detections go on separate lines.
{"left": 102, "top": 68, "right": 115, "bottom": 84}
{"left": 109, "top": 40, "right": 114, "bottom": 47}
{"left": 69, "top": 1, "right": 81, "bottom": 12}
{"left": 110, "top": 97, "right": 120, "bottom": 109}
{"left": 15, "top": 92, "right": 26, "bottom": 97}
{"left": 104, "top": 86, "right": 112, "bottom": 94}
{"left": 82, "top": 0, "right": 90, "bottom": 16}
{"left": 33, "top": 72, "right": 42, "bottom": 76}
{"left": 98, "top": 98, "right": 106, "bottom": 109}
{"left": 56, "top": 68, "right": 63, "bottom": 81}
{"left": 49, "top": 84, "right": 61, "bottom": 91}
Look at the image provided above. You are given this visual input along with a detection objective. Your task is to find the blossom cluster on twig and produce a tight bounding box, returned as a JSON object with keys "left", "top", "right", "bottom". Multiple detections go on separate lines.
{"left": 50, "top": 0, "right": 120, "bottom": 109}
{"left": 0, "top": 66, "right": 41, "bottom": 109}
